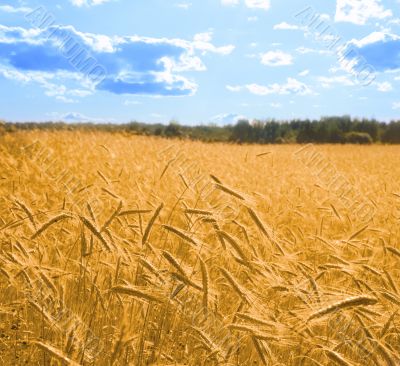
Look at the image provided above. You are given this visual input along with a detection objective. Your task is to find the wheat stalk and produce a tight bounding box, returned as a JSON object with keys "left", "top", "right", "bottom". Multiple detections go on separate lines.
{"left": 325, "top": 349, "right": 354, "bottom": 366}
{"left": 101, "top": 201, "right": 123, "bottom": 232}
{"left": 215, "top": 183, "right": 245, "bottom": 200}
{"left": 199, "top": 257, "right": 209, "bottom": 311}
{"left": 31, "top": 214, "right": 72, "bottom": 239}
{"left": 33, "top": 341, "right": 81, "bottom": 366}
{"left": 80, "top": 216, "right": 111, "bottom": 252}
{"left": 162, "top": 224, "right": 197, "bottom": 246}
{"left": 142, "top": 203, "right": 163, "bottom": 245}
{"left": 219, "top": 267, "right": 249, "bottom": 304}
{"left": 15, "top": 199, "right": 37, "bottom": 230}
{"left": 308, "top": 296, "right": 378, "bottom": 322}
{"left": 111, "top": 285, "right": 164, "bottom": 303}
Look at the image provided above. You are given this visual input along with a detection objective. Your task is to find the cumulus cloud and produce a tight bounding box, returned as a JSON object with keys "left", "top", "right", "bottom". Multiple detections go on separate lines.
{"left": 227, "top": 78, "right": 313, "bottom": 96}
{"left": 273, "top": 22, "right": 302, "bottom": 30}
{"left": 0, "top": 25, "right": 234, "bottom": 97}
{"left": 192, "top": 32, "right": 235, "bottom": 55}
{"left": 0, "top": 64, "right": 91, "bottom": 103}
{"left": 340, "top": 32, "right": 400, "bottom": 73}
{"left": 260, "top": 50, "right": 293, "bottom": 66}
{"left": 335, "top": 0, "right": 392, "bottom": 25}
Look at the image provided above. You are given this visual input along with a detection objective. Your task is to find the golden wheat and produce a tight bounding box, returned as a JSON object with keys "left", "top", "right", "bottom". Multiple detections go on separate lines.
{"left": 0, "top": 131, "right": 399, "bottom": 365}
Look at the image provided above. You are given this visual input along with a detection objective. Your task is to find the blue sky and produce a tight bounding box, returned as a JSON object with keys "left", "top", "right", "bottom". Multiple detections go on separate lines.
{"left": 0, "top": 0, "right": 399, "bottom": 124}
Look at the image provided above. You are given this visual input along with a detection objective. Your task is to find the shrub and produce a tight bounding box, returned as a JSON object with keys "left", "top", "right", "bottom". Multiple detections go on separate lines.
{"left": 344, "top": 132, "right": 373, "bottom": 144}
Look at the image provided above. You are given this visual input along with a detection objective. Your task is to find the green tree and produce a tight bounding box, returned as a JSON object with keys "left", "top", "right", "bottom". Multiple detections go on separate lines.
{"left": 164, "top": 121, "right": 182, "bottom": 138}
{"left": 231, "top": 120, "right": 252, "bottom": 143}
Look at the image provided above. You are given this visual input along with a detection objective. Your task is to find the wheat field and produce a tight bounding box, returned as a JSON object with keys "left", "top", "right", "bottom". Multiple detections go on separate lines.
{"left": 0, "top": 130, "right": 399, "bottom": 365}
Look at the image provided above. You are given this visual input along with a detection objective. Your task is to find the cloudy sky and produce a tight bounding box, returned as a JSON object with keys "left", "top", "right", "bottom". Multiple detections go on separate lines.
{"left": 0, "top": 0, "right": 399, "bottom": 124}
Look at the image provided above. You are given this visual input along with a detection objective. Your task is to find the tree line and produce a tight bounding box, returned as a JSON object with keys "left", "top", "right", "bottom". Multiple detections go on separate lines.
{"left": 2, "top": 116, "right": 400, "bottom": 144}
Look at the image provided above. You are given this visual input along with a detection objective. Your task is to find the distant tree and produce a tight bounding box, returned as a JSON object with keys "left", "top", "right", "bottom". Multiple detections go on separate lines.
{"left": 296, "top": 120, "right": 315, "bottom": 143}
{"left": 126, "top": 121, "right": 141, "bottom": 134}
{"left": 382, "top": 122, "right": 400, "bottom": 144}
{"left": 345, "top": 132, "right": 373, "bottom": 144}
{"left": 154, "top": 127, "right": 164, "bottom": 136}
{"left": 164, "top": 121, "right": 182, "bottom": 138}
{"left": 2, "top": 116, "right": 400, "bottom": 144}
{"left": 353, "top": 118, "right": 379, "bottom": 141}
{"left": 251, "top": 120, "right": 264, "bottom": 143}
{"left": 231, "top": 119, "right": 252, "bottom": 143}
{"left": 263, "top": 120, "right": 281, "bottom": 143}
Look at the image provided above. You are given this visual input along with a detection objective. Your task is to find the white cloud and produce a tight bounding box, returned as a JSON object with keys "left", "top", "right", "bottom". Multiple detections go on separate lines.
{"left": 60, "top": 112, "right": 107, "bottom": 122}
{"left": 273, "top": 22, "right": 301, "bottom": 30}
{"left": 221, "top": 0, "right": 270, "bottom": 10}
{"left": 0, "top": 65, "right": 94, "bottom": 102}
{"left": 175, "top": 2, "right": 192, "bottom": 9}
{"left": 193, "top": 32, "right": 212, "bottom": 43}
{"left": 0, "top": 25, "right": 234, "bottom": 98}
{"left": 228, "top": 78, "right": 313, "bottom": 96}
{"left": 124, "top": 100, "right": 141, "bottom": 106}
{"left": 270, "top": 102, "right": 282, "bottom": 108}
{"left": 299, "top": 69, "right": 310, "bottom": 76}
{"left": 337, "top": 31, "right": 400, "bottom": 76}
{"left": 0, "top": 5, "right": 32, "bottom": 13}
{"left": 376, "top": 81, "right": 393, "bottom": 92}
{"left": 70, "top": 0, "right": 113, "bottom": 7}
{"left": 226, "top": 85, "right": 242, "bottom": 92}
{"left": 348, "top": 31, "right": 400, "bottom": 48}
{"left": 317, "top": 75, "right": 355, "bottom": 88}
{"left": 296, "top": 47, "right": 332, "bottom": 55}
{"left": 245, "top": 0, "right": 270, "bottom": 10}
{"left": 210, "top": 113, "right": 246, "bottom": 125}
{"left": 221, "top": 0, "right": 239, "bottom": 5}
{"left": 319, "top": 14, "right": 331, "bottom": 21}
{"left": 192, "top": 32, "right": 235, "bottom": 55}
{"left": 56, "top": 96, "right": 76, "bottom": 103}
{"left": 393, "top": 101, "right": 400, "bottom": 110}
{"left": 260, "top": 50, "right": 293, "bottom": 66}
{"left": 335, "top": 0, "right": 392, "bottom": 25}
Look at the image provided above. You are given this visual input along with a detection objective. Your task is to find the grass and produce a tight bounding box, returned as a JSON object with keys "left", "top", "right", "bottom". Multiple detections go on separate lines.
{"left": 0, "top": 130, "right": 399, "bottom": 365}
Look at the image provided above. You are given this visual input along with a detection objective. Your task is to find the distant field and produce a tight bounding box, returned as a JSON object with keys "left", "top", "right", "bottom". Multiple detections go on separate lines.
{"left": 1, "top": 131, "right": 400, "bottom": 365}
